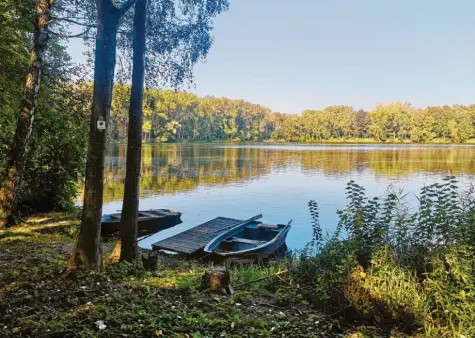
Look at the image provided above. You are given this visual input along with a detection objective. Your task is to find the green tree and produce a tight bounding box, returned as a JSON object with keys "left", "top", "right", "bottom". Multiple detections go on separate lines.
{"left": 73, "top": 0, "right": 229, "bottom": 270}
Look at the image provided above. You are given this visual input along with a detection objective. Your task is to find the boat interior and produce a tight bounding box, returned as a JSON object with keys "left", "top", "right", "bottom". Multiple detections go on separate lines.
{"left": 217, "top": 221, "right": 286, "bottom": 252}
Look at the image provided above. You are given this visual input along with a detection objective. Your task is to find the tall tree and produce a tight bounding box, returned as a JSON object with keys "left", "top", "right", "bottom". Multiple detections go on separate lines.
{"left": 119, "top": 0, "right": 146, "bottom": 262}
{"left": 70, "top": 0, "right": 136, "bottom": 269}
{"left": 71, "top": 0, "right": 229, "bottom": 269}
{"left": 0, "top": 0, "right": 55, "bottom": 229}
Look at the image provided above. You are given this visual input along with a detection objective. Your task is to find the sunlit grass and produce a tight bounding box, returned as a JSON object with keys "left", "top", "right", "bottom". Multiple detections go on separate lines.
{"left": 0, "top": 211, "right": 79, "bottom": 244}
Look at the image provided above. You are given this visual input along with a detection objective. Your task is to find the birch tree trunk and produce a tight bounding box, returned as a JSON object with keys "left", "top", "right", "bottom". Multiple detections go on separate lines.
{"left": 0, "top": 0, "right": 55, "bottom": 229}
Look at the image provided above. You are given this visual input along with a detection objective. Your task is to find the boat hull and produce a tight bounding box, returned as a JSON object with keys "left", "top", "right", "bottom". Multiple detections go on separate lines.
{"left": 101, "top": 209, "right": 182, "bottom": 236}
{"left": 203, "top": 220, "right": 291, "bottom": 260}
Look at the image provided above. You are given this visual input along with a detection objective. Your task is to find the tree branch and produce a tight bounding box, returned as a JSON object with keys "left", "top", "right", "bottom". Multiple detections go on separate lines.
{"left": 51, "top": 17, "right": 96, "bottom": 28}
{"left": 116, "top": 0, "right": 137, "bottom": 18}
{"left": 48, "top": 26, "right": 94, "bottom": 39}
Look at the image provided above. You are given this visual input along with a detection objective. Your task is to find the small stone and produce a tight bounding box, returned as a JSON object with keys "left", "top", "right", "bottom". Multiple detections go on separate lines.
{"left": 95, "top": 320, "right": 107, "bottom": 330}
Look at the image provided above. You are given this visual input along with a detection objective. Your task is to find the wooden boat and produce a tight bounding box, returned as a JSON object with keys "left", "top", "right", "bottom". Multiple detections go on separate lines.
{"left": 203, "top": 215, "right": 291, "bottom": 259}
{"left": 101, "top": 209, "right": 182, "bottom": 236}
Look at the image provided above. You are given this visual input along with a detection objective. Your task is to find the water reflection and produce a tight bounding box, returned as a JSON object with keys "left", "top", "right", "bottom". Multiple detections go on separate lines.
{"left": 93, "top": 143, "right": 475, "bottom": 204}
{"left": 80, "top": 143, "right": 475, "bottom": 251}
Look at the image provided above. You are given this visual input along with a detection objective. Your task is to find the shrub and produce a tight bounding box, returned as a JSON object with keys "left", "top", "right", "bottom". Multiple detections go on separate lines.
{"left": 1, "top": 81, "right": 90, "bottom": 212}
{"left": 290, "top": 177, "right": 475, "bottom": 336}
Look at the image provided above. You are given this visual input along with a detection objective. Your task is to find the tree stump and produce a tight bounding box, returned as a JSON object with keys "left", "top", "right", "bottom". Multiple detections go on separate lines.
{"left": 142, "top": 252, "right": 158, "bottom": 271}
{"left": 201, "top": 266, "right": 233, "bottom": 295}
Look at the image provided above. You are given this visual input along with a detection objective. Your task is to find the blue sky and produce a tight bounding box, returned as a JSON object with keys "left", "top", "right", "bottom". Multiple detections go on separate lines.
{"left": 68, "top": 0, "right": 475, "bottom": 113}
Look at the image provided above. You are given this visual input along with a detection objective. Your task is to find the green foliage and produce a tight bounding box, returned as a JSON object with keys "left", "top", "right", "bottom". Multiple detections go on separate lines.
{"left": 106, "top": 260, "right": 147, "bottom": 281}
{"left": 345, "top": 247, "right": 425, "bottom": 329}
{"left": 0, "top": 0, "right": 90, "bottom": 212}
{"left": 19, "top": 80, "right": 89, "bottom": 211}
{"left": 105, "top": 88, "right": 475, "bottom": 144}
{"left": 288, "top": 178, "right": 475, "bottom": 336}
{"left": 0, "top": 0, "right": 32, "bottom": 176}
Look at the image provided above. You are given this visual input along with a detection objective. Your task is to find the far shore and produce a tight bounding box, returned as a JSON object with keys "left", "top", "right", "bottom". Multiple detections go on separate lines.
{"left": 107, "top": 138, "right": 475, "bottom": 145}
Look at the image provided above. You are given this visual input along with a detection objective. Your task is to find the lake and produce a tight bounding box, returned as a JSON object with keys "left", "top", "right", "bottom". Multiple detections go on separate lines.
{"left": 91, "top": 143, "right": 475, "bottom": 251}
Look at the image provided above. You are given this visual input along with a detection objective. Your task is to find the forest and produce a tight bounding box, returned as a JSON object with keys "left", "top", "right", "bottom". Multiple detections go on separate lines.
{"left": 105, "top": 85, "right": 475, "bottom": 143}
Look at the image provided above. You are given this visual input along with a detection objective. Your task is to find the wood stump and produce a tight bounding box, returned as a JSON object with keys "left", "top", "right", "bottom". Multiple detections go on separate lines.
{"left": 142, "top": 252, "right": 158, "bottom": 271}
{"left": 201, "top": 266, "right": 234, "bottom": 295}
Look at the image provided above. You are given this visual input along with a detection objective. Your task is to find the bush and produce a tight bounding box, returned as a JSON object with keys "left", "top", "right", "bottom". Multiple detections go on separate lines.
{"left": 288, "top": 177, "right": 475, "bottom": 337}
{"left": 0, "top": 81, "right": 90, "bottom": 212}
{"left": 345, "top": 247, "right": 425, "bottom": 329}
{"left": 19, "top": 82, "right": 89, "bottom": 211}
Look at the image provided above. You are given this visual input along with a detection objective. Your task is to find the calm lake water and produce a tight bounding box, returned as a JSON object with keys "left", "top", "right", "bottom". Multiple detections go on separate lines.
{"left": 91, "top": 143, "right": 475, "bottom": 251}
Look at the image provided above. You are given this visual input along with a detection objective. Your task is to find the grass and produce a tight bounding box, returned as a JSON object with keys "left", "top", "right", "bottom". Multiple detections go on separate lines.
{"left": 0, "top": 212, "right": 368, "bottom": 338}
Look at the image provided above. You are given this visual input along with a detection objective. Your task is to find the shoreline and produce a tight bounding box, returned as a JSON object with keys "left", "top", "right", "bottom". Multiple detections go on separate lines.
{"left": 107, "top": 138, "right": 475, "bottom": 145}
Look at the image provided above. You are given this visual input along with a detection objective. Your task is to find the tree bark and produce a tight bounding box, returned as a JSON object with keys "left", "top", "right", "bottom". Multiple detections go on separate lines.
{"left": 0, "top": 0, "right": 55, "bottom": 229}
{"left": 119, "top": 0, "right": 146, "bottom": 262}
{"left": 69, "top": 0, "right": 119, "bottom": 269}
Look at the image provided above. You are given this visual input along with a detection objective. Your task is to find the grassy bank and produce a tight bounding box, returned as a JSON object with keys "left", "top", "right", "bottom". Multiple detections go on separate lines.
{"left": 0, "top": 213, "right": 371, "bottom": 338}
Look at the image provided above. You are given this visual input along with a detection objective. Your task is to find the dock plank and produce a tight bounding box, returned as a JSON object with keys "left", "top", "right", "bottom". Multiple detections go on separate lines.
{"left": 151, "top": 217, "right": 240, "bottom": 255}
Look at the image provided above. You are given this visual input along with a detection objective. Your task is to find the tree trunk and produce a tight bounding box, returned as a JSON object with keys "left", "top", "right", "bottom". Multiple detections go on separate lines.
{"left": 69, "top": 1, "right": 119, "bottom": 269}
{"left": 119, "top": 0, "right": 146, "bottom": 262}
{"left": 0, "top": 0, "right": 54, "bottom": 229}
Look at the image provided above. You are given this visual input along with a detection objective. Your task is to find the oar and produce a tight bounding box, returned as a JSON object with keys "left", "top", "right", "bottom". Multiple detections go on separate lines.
{"left": 213, "top": 214, "right": 263, "bottom": 234}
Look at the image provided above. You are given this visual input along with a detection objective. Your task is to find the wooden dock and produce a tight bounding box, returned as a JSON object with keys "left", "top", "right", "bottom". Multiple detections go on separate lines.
{"left": 151, "top": 217, "right": 240, "bottom": 255}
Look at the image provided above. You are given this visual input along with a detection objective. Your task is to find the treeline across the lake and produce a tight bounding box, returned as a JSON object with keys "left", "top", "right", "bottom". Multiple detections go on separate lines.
{"left": 106, "top": 85, "right": 475, "bottom": 143}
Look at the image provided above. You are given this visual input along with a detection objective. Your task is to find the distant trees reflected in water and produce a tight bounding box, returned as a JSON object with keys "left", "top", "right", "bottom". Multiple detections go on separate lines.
{"left": 84, "top": 144, "right": 475, "bottom": 203}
